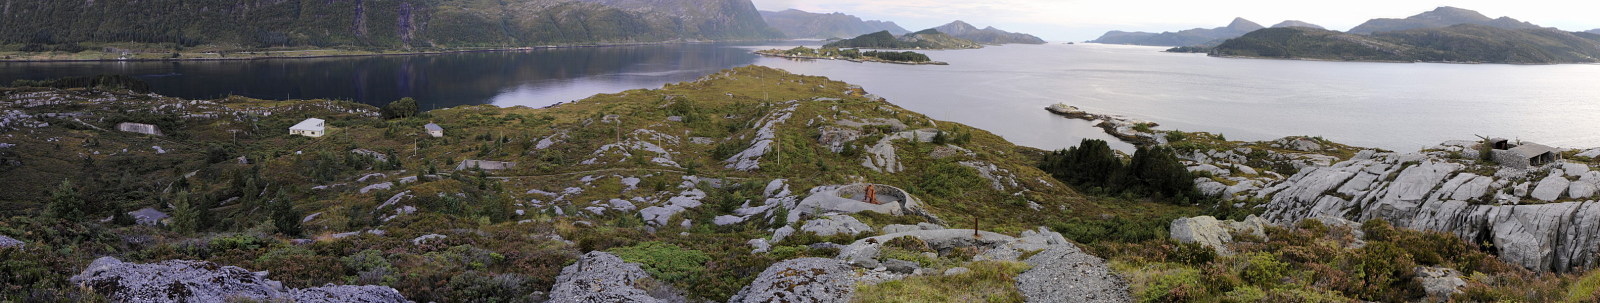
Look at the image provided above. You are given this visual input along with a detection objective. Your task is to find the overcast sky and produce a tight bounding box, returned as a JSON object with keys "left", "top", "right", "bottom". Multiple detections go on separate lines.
{"left": 750, "top": 0, "right": 1600, "bottom": 41}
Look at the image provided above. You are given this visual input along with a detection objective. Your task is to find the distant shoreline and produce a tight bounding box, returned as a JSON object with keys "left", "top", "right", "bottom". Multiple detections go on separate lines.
{"left": 0, "top": 40, "right": 782, "bottom": 63}
{"left": 752, "top": 51, "right": 949, "bottom": 66}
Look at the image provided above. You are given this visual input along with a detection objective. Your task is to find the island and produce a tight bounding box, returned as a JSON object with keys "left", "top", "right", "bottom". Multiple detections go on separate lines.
{"left": 1205, "top": 7, "right": 1600, "bottom": 64}
{"left": 755, "top": 46, "right": 948, "bottom": 65}
{"left": 823, "top": 30, "right": 982, "bottom": 50}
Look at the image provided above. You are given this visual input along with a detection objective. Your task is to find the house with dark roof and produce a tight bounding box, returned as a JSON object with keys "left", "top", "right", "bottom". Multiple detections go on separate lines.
{"left": 425, "top": 123, "right": 444, "bottom": 138}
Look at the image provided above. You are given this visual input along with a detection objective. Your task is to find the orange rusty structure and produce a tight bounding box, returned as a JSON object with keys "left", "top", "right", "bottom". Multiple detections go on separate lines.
{"left": 865, "top": 184, "right": 880, "bottom": 205}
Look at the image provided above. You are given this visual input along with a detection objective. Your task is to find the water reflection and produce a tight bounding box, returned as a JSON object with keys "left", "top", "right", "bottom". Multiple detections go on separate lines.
{"left": 0, "top": 43, "right": 763, "bottom": 109}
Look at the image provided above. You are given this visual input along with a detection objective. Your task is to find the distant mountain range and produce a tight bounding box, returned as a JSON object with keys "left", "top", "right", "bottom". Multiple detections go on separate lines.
{"left": 930, "top": 21, "right": 1047, "bottom": 44}
{"left": 1591, "top": 29, "right": 1600, "bottom": 35}
{"left": 760, "top": 9, "right": 909, "bottom": 39}
{"left": 1212, "top": 24, "right": 1600, "bottom": 64}
{"left": 0, "top": 0, "right": 782, "bottom": 49}
{"left": 1089, "top": 18, "right": 1267, "bottom": 47}
{"left": 1347, "top": 6, "right": 1540, "bottom": 35}
{"left": 823, "top": 29, "right": 981, "bottom": 50}
{"left": 1271, "top": 21, "right": 1325, "bottom": 30}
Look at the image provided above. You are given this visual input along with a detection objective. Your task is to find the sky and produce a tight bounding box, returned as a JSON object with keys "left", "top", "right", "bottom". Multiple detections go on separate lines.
{"left": 750, "top": 0, "right": 1600, "bottom": 42}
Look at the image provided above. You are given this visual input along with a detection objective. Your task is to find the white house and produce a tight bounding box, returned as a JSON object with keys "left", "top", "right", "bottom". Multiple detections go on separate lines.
{"left": 290, "top": 118, "right": 326, "bottom": 137}
{"left": 425, "top": 123, "right": 444, "bottom": 138}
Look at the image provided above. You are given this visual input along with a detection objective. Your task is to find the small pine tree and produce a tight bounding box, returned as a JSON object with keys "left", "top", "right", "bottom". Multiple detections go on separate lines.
{"left": 46, "top": 179, "right": 85, "bottom": 220}
{"left": 270, "top": 189, "right": 303, "bottom": 237}
{"left": 171, "top": 190, "right": 199, "bottom": 233}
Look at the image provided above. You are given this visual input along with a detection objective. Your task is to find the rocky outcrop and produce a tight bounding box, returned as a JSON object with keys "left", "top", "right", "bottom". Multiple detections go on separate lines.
{"left": 1016, "top": 246, "right": 1133, "bottom": 303}
{"left": 1169, "top": 215, "right": 1267, "bottom": 255}
{"left": 545, "top": 252, "right": 659, "bottom": 303}
{"left": 69, "top": 257, "right": 410, "bottom": 303}
{"left": 0, "top": 235, "right": 21, "bottom": 248}
{"left": 728, "top": 258, "right": 856, "bottom": 303}
{"left": 1250, "top": 143, "right": 1600, "bottom": 272}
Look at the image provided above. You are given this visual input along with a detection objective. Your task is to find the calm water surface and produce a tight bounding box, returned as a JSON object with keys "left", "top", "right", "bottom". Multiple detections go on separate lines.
{"left": 6, "top": 43, "right": 1600, "bottom": 151}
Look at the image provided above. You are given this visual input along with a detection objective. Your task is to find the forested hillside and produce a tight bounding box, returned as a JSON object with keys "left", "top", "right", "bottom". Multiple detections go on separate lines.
{"left": 0, "top": 0, "right": 781, "bottom": 51}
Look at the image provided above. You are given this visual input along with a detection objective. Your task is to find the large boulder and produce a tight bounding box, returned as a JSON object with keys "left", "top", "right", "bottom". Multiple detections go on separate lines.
{"left": 69, "top": 257, "right": 410, "bottom": 303}
{"left": 728, "top": 258, "right": 855, "bottom": 303}
{"left": 1531, "top": 174, "right": 1571, "bottom": 202}
{"left": 545, "top": 252, "right": 660, "bottom": 303}
{"left": 1015, "top": 246, "right": 1132, "bottom": 303}
{"left": 1169, "top": 215, "right": 1267, "bottom": 255}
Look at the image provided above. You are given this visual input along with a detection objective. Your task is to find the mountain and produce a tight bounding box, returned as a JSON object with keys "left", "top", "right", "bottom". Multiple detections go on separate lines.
{"left": 1347, "top": 6, "right": 1541, "bottom": 34}
{"left": 760, "top": 9, "right": 909, "bottom": 39}
{"left": 1090, "top": 18, "right": 1265, "bottom": 47}
{"left": 823, "top": 29, "right": 982, "bottom": 49}
{"left": 1212, "top": 25, "right": 1600, "bottom": 64}
{"left": 929, "top": 21, "right": 1047, "bottom": 44}
{"left": 0, "top": 0, "right": 782, "bottom": 50}
{"left": 1271, "top": 20, "right": 1326, "bottom": 30}
{"left": 1589, "top": 29, "right": 1600, "bottom": 35}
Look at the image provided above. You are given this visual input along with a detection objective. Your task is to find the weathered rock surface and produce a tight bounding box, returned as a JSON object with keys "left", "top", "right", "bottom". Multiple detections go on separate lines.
{"left": 1015, "top": 246, "right": 1133, "bottom": 303}
{"left": 799, "top": 214, "right": 871, "bottom": 237}
{"left": 1169, "top": 215, "right": 1267, "bottom": 255}
{"left": 546, "top": 252, "right": 660, "bottom": 303}
{"left": 1531, "top": 174, "right": 1570, "bottom": 202}
{"left": 1251, "top": 148, "right": 1600, "bottom": 272}
{"left": 69, "top": 257, "right": 410, "bottom": 303}
{"left": 728, "top": 258, "right": 855, "bottom": 303}
{"left": 1414, "top": 266, "right": 1467, "bottom": 302}
{"left": 0, "top": 235, "right": 21, "bottom": 248}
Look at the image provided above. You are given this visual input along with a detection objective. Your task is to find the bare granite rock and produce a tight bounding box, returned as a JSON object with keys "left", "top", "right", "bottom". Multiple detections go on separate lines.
{"left": 545, "top": 252, "right": 659, "bottom": 303}
{"left": 728, "top": 258, "right": 855, "bottom": 303}
{"left": 0, "top": 235, "right": 22, "bottom": 248}
{"left": 1169, "top": 215, "right": 1267, "bottom": 255}
{"left": 799, "top": 214, "right": 871, "bottom": 237}
{"left": 1016, "top": 246, "right": 1133, "bottom": 303}
{"left": 1414, "top": 266, "right": 1467, "bottom": 302}
{"left": 69, "top": 257, "right": 410, "bottom": 303}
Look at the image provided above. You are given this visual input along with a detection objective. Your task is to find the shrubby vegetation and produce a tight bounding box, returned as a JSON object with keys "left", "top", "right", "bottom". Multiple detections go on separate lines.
{"left": 1039, "top": 139, "right": 1198, "bottom": 203}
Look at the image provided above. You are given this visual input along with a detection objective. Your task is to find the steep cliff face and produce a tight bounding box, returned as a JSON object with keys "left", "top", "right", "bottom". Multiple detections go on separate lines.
{"left": 0, "top": 0, "right": 779, "bottom": 49}
{"left": 1247, "top": 142, "right": 1600, "bottom": 272}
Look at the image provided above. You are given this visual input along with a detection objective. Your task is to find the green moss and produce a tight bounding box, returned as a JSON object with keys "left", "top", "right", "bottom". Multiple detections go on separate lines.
{"left": 608, "top": 241, "right": 710, "bottom": 284}
{"left": 852, "top": 261, "right": 1030, "bottom": 303}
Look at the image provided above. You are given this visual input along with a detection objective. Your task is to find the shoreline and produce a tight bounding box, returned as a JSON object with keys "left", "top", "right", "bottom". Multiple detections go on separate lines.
{"left": 0, "top": 40, "right": 780, "bottom": 63}
{"left": 1203, "top": 54, "right": 1588, "bottom": 66}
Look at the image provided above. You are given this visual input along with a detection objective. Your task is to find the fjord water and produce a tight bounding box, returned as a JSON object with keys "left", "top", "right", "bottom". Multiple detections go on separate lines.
{"left": 6, "top": 43, "right": 1600, "bottom": 151}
